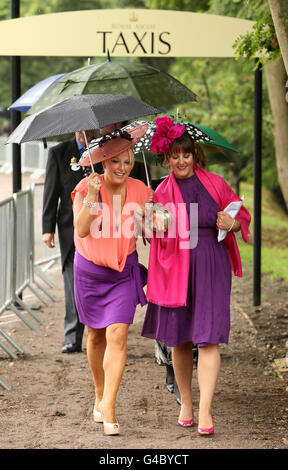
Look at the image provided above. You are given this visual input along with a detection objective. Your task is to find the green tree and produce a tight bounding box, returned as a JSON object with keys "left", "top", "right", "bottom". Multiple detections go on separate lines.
{"left": 149, "top": 0, "right": 209, "bottom": 11}
{"left": 268, "top": 0, "right": 288, "bottom": 73}
{"left": 232, "top": 0, "right": 288, "bottom": 209}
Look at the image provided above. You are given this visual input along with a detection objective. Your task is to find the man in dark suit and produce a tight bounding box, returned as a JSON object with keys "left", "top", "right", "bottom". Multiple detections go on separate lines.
{"left": 42, "top": 130, "right": 97, "bottom": 353}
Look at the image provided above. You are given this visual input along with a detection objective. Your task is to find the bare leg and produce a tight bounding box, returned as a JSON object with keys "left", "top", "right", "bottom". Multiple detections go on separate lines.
{"left": 172, "top": 342, "right": 194, "bottom": 420}
{"left": 86, "top": 326, "right": 106, "bottom": 410}
{"left": 197, "top": 344, "right": 220, "bottom": 428}
{"left": 101, "top": 323, "right": 129, "bottom": 423}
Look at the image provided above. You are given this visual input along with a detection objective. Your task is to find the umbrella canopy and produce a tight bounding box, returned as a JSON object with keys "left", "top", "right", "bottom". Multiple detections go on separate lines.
{"left": 28, "top": 59, "right": 197, "bottom": 114}
{"left": 9, "top": 73, "right": 67, "bottom": 113}
{"left": 123, "top": 119, "right": 212, "bottom": 155}
{"left": 6, "top": 94, "right": 163, "bottom": 145}
{"left": 122, "top": 119, "right": 237, "bottom": 159}
{"left": 112, "top": 119, "right": 237, "bottom": 168}
{"left": 195, "top": 124, "right": 238, "bottom": 164}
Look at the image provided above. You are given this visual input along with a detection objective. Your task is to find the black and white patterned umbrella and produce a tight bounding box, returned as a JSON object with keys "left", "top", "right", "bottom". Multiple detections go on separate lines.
{"left": 81, "top": 119, "right": 213, "bottom": 186}
{"left": 83, "top": 119, "right": 212, "bottom": 158}
{"left": 120, "top": 120, "right": 212, "bottom": 154}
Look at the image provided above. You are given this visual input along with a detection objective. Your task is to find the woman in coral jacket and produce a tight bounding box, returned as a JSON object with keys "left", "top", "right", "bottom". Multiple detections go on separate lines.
{"left": 72, "top": 124, "right": 152, "bottom": 436}
{"left": 141, "top": 116, "right": 251, "bottom": 436}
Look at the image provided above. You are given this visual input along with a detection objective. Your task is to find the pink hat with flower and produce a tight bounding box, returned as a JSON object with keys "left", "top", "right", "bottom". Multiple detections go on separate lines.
{"left": 79, "top": 124, "right": 149, "bottom": 166}
{"left": 150, "top": 116, "right": 185, "bottom": 154}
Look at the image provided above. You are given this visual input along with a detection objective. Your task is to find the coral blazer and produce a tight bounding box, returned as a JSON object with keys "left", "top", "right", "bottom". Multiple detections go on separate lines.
{"left": 72, "top": 175, "right": 152, "bottom": 272}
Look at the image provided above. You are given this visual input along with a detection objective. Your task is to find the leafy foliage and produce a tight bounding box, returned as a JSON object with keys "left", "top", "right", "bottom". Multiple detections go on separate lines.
{"left": 223, "top": 0, "right": 282, "bottom": 67}
{"left": 168, "top": 55, "right": 277, "bottom": 192}
{"left": 149, "top": 0, "right": 210, "bottom": 11}
{"left": 233, "top": 10, "right": 281, "bottom": 67}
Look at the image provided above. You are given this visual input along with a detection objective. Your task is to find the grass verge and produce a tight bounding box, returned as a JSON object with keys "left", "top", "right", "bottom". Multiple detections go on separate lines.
{"left": 238, "top": 182, "right": 288, "bottom": 283}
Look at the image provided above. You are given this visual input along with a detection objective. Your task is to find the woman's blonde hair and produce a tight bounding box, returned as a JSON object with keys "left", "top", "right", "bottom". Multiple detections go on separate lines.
{"left": 162, "top": 132, "right": 206, "bottom": 169}
{"left": 127, "top": 148, "right": 135, "bottom": 165}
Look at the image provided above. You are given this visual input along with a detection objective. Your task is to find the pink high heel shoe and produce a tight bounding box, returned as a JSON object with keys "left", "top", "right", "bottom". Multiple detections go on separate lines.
{"left": 178, "top": 418, "right": 194, "bottom": 427}
{"left": 197, "top": 414, "right": 214, "bottom": 436}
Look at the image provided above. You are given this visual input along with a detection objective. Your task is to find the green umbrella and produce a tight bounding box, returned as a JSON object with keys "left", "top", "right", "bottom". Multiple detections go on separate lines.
{"left": 195, "top": 124, "right": 238, "bottom": 164}
{"left": 28, "top": 59, "right": 197, "bottom": 115}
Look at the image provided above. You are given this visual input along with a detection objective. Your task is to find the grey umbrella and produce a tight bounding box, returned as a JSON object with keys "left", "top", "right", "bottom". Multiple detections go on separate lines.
{"left": 6, "top": 94, "right": 163, "bottom": 144}
{"left": 6, "top": 94, "right": 163, "bottom": 172}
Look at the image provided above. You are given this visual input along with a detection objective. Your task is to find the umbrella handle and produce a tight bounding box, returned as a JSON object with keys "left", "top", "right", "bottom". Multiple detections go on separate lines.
{"left": 176, "top": 108, "right": 179, "bottom": 123}
{"left": 142, "top": 151, "right": 150, "bottom": 188}
{"left": 83, "top": 130, "right": 95, "bottom": 173}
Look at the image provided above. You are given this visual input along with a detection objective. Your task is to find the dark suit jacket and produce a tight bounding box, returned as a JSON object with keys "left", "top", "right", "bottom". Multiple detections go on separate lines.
{"left": 42, "top": 139, "right": 96, "bottom": 270}
{"left": 42, "top": 139, "right": 150, "bottom": 270}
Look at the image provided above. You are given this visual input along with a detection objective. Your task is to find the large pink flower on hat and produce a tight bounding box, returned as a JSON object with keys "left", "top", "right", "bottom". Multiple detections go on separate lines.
{"left": 150, "top": 116, "right": 185, "bottom": 154}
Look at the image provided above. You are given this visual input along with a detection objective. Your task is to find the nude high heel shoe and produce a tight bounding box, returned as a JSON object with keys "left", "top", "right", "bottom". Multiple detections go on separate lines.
{"left": 99, "top": 402, "right": 120, "bottom": 435}
{"left": 93, "top": 406, "right": 103, "bottom": 423}
{"left": 103, "top": 422, "right": 120, "bottom": 436}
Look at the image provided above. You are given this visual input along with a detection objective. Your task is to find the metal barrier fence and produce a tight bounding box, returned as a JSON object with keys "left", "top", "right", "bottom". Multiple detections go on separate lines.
{"left": 30, "top": 182, "right": 61, "bottom": 289}
{"left": 0, "top": 195, "right": 26, "bottom": 390}
{"left": 0, "top": 184, "right": 60, "bottom": 390}
{"left": 0, "top": 196, "right": 23, "bottom": 389}
{"left": 0, "top": 197, "right": 14, "bottom": 315}
{"left": 0, "top": 137, "right": 58, "bottom": 177}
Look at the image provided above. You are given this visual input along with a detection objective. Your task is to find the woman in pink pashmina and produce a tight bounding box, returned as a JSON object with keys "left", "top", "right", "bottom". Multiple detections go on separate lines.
{"left": 141, "top": 116, "right": 251, "bottom": 436}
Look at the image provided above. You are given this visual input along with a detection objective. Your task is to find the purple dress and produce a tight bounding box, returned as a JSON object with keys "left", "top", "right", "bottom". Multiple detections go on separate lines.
{"left": 141, "top": 174, "right": 232, "bottom": 348}
{"left": 74, "top": 250, "right": 148, "bottom": 329}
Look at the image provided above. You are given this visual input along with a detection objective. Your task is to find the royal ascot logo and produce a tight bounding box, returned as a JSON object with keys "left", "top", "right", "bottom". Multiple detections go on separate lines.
{"left": 95, "top": 11, "right": 172, "bottom": 55}
{"left": 129, "top": 11, "right": 138, "bottom": 22}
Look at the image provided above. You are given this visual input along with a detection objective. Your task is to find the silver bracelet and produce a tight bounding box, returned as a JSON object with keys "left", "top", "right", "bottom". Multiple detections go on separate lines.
{"left": 83, "top": 197, "right": 97, "bottom": 208}
{"left": 228, "top": 219, "right": 236, "bottom": 232}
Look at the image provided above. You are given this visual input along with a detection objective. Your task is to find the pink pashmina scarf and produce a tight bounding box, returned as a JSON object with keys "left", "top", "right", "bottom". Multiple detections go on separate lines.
{"left": 146, "top": 168, "right": 251, "bottom": 307}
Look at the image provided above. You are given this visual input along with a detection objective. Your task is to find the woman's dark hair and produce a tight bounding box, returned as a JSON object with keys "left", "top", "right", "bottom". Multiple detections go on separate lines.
{"left": 163, "top": 132, "right": 206, "bottom": 169}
